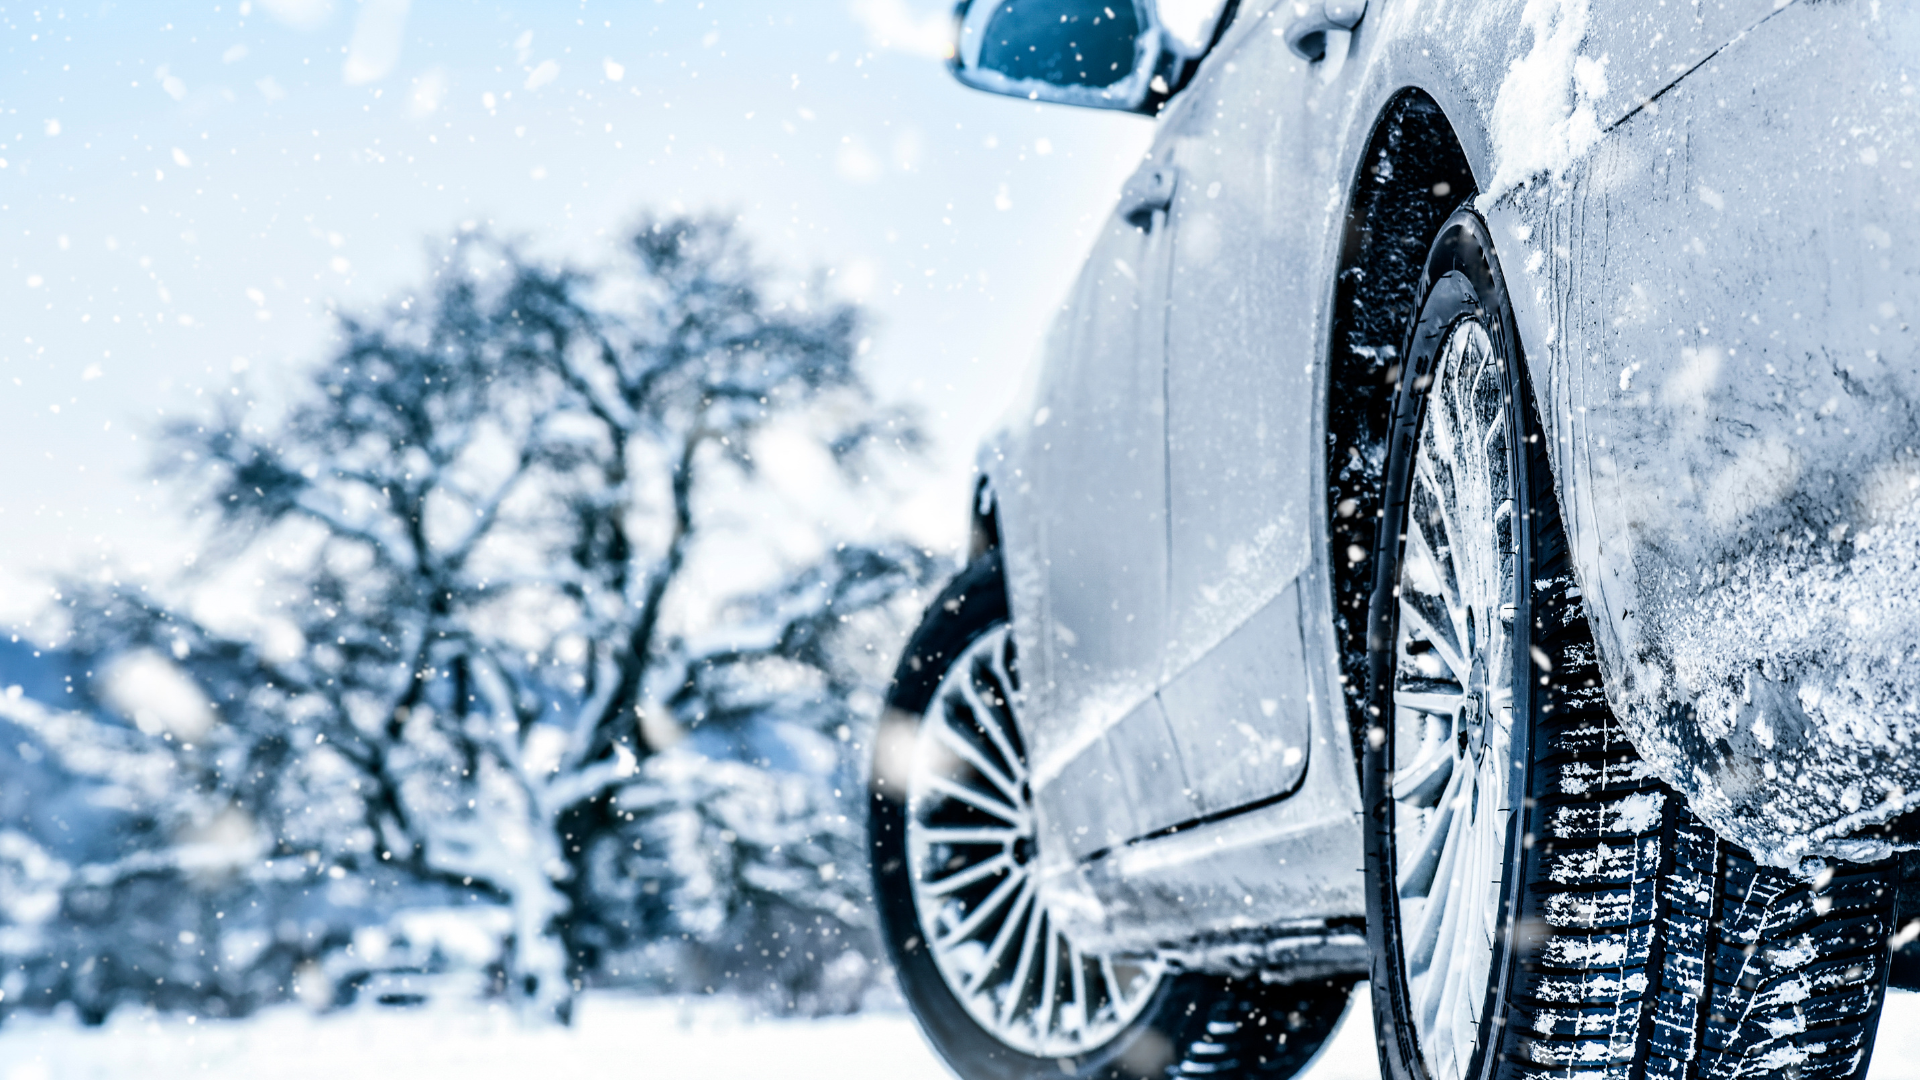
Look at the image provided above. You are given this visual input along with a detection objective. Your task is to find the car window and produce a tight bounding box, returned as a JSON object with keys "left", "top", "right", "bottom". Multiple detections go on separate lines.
{"left": 976, "top": 1, "right": 1143, "bottom": 88}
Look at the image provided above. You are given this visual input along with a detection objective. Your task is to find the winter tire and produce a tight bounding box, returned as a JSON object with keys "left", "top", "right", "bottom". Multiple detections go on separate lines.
{"left": 873, "top": 554, "right": 1354, "bottom": 1080}
{"left": 1361, "top": 208, "right": 1896, "bottom": 1080}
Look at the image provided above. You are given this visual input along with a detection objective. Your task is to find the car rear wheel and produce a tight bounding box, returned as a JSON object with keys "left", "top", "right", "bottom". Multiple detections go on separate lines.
{"left": 1363, "top": 208, "right": 1895, "bottom": 1080}
{"left": 873, "top": 555, "right": 1354, "bottom": 1080}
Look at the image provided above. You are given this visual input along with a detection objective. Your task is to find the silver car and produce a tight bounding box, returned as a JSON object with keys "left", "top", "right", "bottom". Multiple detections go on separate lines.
{"left": 869, "top": 4, "right": 1919, "bottom": 1080}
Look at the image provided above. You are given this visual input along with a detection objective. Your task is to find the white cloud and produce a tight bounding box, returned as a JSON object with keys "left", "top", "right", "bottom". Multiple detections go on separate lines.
{"left": 840, "top": 259, "right": 877, "bottom": 299}
{"left": 524, "top": 59, "right": 560, "bottom": 91}
{"left": 848, "top": 0, "right": 950, "bottom": 59}
{"left": 892, "top": 127, "right": 924, "bottom": 172}
{"left": 157, "top": 65, "right": 188, "bottom": 101}
{"left": 409, "top": 67, "right": 448, "bottom": 118}
{"left": 258, "top": 0, "right": 335, "bottom": 32}
{"left": 343, "top": 0, "right": 410, "bottom": 85}
{"left": 836, "top": 137, "right": 880, "bottom": 183}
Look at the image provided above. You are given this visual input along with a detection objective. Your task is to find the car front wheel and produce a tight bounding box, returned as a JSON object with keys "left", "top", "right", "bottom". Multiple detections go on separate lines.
{"left": 1362, "top": 207, "right": 1895, "bottom": 1080}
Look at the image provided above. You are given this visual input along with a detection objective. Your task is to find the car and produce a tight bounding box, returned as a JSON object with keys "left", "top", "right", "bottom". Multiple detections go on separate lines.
{"left": 868, "top": 3, "right": 1918, "bottom": 1080}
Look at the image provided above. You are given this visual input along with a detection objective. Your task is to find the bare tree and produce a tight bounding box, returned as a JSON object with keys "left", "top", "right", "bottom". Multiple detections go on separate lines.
{"left": 55, "top": 216, "right": 930, "bottom": 1021}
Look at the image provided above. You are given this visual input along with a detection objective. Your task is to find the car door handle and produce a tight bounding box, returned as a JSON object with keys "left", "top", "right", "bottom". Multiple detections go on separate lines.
{"left": 1119, "top": 163, "right": 1179, "bottom": 230}
{"left": 1284, "top": 0, "right": 1367, "bottom": 62}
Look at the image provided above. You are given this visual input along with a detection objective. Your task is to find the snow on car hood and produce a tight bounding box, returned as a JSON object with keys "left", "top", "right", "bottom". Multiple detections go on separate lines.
{"left": 1478, "top": 0, "right": 1609, "bottom": 208}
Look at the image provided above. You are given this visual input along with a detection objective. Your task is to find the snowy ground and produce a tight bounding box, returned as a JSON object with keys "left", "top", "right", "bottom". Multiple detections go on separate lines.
{"left": 3, "top": 985, "right": 1918, "bottom": 1079}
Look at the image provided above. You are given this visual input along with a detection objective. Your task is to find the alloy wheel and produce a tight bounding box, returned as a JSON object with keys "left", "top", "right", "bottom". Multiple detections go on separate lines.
{"left": 1385, "top": 318, "right": 1519, "bottom": 1080}
{"left": 905, "top": 624, "right": 1163, "bottom": 1057}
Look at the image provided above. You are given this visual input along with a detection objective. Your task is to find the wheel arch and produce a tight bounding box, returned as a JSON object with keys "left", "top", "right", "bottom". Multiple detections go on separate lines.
{"left": 1323, "top": 88, "right": 1476, "bottom": 768}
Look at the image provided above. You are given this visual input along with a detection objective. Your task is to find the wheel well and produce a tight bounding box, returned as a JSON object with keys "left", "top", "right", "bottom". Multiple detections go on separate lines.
{"left": 1325, "top": 89, "right": 1475, "bottom": 765}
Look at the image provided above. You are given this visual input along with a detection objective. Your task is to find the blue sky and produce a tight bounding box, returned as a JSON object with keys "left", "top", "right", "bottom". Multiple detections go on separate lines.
{"left": 0, "top": 0, "right": 1154, "bottom": 616}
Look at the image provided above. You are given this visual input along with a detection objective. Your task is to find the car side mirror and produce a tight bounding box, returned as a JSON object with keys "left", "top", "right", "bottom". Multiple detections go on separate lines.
{"left": 949, "top": 1, "right": 1232, "bottom": 115}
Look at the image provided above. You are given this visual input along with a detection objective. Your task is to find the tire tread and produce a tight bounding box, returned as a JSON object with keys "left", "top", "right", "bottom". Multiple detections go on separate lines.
{"left": 1496, "top": 436, "right": 1893, "bottom": 1080}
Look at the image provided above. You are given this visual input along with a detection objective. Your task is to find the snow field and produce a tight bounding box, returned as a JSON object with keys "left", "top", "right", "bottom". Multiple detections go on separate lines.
{"left": 3, "top": 985, "right": 1919, "bottom": 1079}
{"left": 0, "top": 994, "right": 940, "bottom": 1080}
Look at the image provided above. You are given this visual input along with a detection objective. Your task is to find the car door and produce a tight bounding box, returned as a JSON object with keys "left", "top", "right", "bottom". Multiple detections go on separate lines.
{"left": 1017, "top": 157, "right": 1198, "bottom": 862}
{"left": 1154, "top": 26, "right": 1321, "bottom": 817}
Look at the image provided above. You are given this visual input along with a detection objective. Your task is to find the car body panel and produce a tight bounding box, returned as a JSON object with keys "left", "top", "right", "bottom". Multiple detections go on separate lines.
{"left": 1507, "top": 2, "right": 1920, "bottom": 867}
{"left": 1036, "top": 693, "right": 1200, "bottom": 866}
{"left": 1158, "top": 583, "right": 1314, "bottom": 815}
{"left": 1018, "top": 2, "right": 1380, "bottom": 949}
{"left": 1001, "top": 160, "right": 1203, "bottom": 865}
{"left": 1153, "top": 29, "right": 1330, "bottom": 825}
{"left": 1161, "top": 44, "right": 1317, "bottom": 677}
{"left": 975, "top": 0, "right": 1909, "bottom": 956}
{"left": 1003, "top": 213, "right": 1166, "bottom": 750}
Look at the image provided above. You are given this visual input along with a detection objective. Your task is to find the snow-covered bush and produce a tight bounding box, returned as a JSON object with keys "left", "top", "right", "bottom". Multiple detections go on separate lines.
{"left": 609, "top": 751, "right": 877, "bottom": 1014}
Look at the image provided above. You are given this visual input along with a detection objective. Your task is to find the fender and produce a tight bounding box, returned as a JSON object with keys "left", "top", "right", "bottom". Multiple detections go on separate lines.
{"left": 1507, "top": 3, "right": 1920, "bottom": 868}
{"left": 1312, "top": 0, "right": 1909, "bottom": 867}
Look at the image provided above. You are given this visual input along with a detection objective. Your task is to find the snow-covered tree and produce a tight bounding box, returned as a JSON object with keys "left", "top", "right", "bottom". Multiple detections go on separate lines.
{"left": 48, "top": 215, "right": 932, "bottom": 1021}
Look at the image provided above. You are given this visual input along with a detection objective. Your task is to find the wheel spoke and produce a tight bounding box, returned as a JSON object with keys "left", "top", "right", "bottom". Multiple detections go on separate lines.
{"left": 1414, "top": 442, "right": 1464, "bottom": 563}
{"left": 957, "top": 670, "right": 1028, "bottom": 786}
{"left": 922, "top": 773, "right": 1025, "bottom": 825}
{"left": 997, "top": 894, "right": 1045, "bottom": 1026}
{"left": 921, "top": 851, "right": 1016, "bottom": 898}
{"left": 914, "top": 825, "right": 1020, "bottom": 846}
{"left": 1405, "top": 779, "right": 1466, "bottom": 973}
{"left": 1479, "top": 403, "right": 1508, "bottom": 457}
{"left": 1393, "top": 700, "right": 1459, "bottom": 806}
{"left": 1395, "top": 685, "right": 1467, "bottom": 716}
{"left": 1068, "top": 938, "right": 1090, "bottom": 1036}
{"left": 1397, "top": 599, "right": 1470, "bottom": 684}
{"left": 983, "top": 635, "right": 1024, "bottom": 719}
{"left": 964, "top": 876, "right": 1034, "bottom": 995}
{"left": 1393, "top": 737, "right": 1455, "bottom": 807}
{"left": 930, "top": 710, "right": 1024, "bottom": 807}
{"left": 1094, "top": 955, "right": 1119, "bottom": 1021}
{"left": 1405, "top": 484, "right": 1464, "bottom": 613}
{"left": 1421, "top": 799, "right": 1476, "bottom": 1047}
{"left": 1398, "top": 765, "right": 1463, "bottom": 899}
{"left": 1036, "top": 918, "right": 1060, "bottom": 1043}
{"left": 935, "top": 863, "right": 1027, "bottom": 947}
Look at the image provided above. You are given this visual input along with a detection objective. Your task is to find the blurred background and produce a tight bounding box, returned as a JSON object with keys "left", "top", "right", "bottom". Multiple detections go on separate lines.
{"left": 0, "top": 0, "right": 1154, "bottom": 1072}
